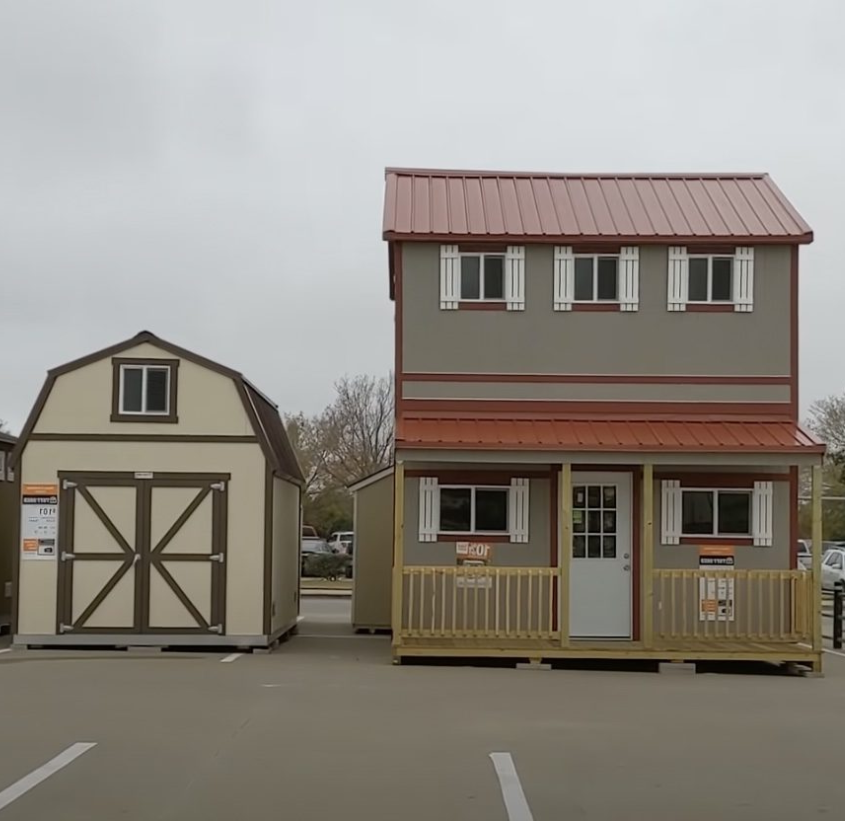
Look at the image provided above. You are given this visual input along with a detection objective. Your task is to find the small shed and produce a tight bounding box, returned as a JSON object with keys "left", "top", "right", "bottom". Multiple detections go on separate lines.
{"left": 12, "top": 331, "right": 304, "bottom": 649}
{"left": 0, "top": 432, "right": 17, "bottom": 632}
{"left": 349, "top": 466, "right": 394, "bottom": 632}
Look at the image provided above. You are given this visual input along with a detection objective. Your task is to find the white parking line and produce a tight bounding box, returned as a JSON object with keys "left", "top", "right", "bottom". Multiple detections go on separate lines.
{"left": 0, "top": 648, "right": 12, "bottom": 655}
{"left": 824, "top": 647, "right": 845, "bottom": 659}
{"left": 0, "top": 742, "right": 97, "bottom": 811}
{"left": 489, "top": 753, "right": 534, "bottom": 821}
{"left": 220, "top": 653, "right": 243, "bottom": 664}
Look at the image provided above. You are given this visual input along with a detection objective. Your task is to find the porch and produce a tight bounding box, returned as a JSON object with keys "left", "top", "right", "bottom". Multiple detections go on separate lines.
{"left": 390, "top": 461, "right": 826, "bottom": 671}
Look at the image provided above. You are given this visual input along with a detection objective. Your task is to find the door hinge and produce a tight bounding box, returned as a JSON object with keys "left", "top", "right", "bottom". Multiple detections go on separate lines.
{"left": 62, "top": 480, "right": 78, "bottom": 490}
{"left": 60, "top": 551, "right": 76, "bottom": 562}
{"left": 210, "top": 481, "right": 226, "bottom": 492}
{"left": 209, "top": 624, "right": 224, "bottom": 634}
{"left": 208, "top": 553, "right": 225, "bottom": 564}
{"left": 59, "top": 623, "right": 73, "bottom": 633}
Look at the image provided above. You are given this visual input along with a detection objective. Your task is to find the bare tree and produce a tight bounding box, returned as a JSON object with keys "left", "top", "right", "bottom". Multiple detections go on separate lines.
{"left": 284, "top": 412, "right": 330, "bottom": 494}
{"left": 807, "top": 394, "right": 845, "bottom": 461}
{"left": 321, "top": 374, "right": 394, "bottom": 486}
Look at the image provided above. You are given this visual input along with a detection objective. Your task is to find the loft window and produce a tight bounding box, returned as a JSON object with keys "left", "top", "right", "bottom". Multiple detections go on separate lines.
{"left": 573, "top": 256, "right": 619, "bottom": 302}
{"left": 460, "top": 254, "right": 505, "bottom": 301}
{"left": 112, "top": 358, "right": 179, "bottom": 423}
{"left": 681, "top": 489, "right": 751, "bottom": 537}
{"left": 439, "top": 486, "right": 509, "bottom": 534}
{"left": 688, "top": 256, "right": 734, "bottom": 303}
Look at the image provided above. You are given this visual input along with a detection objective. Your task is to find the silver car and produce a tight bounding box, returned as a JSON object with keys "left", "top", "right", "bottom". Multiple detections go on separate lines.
{"left": 821, "top": 547, "right": 845, "bottom": 591}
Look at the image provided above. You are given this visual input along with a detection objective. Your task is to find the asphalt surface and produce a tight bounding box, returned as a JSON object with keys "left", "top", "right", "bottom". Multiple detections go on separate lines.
{"left": 1, "top": 598, "right": 844, "bottom": 819}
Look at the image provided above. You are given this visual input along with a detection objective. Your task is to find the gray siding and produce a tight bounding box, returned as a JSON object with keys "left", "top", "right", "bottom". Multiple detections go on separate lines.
{"left": 401, "top": 244, "right": 791, "bottom": 394}
{"left": 403, "top": 476, "right": 551, "bottom": 567}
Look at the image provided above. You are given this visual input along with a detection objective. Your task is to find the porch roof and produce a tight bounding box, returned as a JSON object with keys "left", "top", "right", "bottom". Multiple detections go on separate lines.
{"left": 395, "top": 415, "right": 825, "bottom": 454}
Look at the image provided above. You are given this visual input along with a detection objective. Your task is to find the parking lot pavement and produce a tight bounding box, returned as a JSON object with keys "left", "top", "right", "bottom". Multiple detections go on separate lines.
{"left": 1, "top": 601, "right": 845, "bottom": 819}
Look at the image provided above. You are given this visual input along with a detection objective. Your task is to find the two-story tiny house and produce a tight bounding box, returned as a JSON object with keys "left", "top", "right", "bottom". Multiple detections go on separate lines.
{"left": 383, "top": 168, "right": 826, "bottom": 670}
{"left": 12, "top": 331, "right": 304, "bottom": 649}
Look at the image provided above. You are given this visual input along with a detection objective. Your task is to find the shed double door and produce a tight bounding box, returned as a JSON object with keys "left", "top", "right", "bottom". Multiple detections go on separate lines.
{"left": 57, "top": 472, "right": 228, "bottom": 635}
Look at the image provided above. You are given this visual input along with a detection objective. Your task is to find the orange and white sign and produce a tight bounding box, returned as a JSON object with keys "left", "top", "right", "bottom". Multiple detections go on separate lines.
{"left": 456, "top": 542, "right": 492, "bottom": 565}
{"left": 699, "top": 544, "right": 735, "bottom": 568}
{"left": 21, "top": 483, "right": 59, "bottom": 561}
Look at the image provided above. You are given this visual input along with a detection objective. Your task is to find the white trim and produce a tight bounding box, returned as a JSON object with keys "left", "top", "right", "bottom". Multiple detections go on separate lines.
{"left": 686, "top": 254, "right": 735, "bottom": 305}
{"left": 505, "top": 246, "right": 525, "bottom": 311}
{"left": 571, "top": 253, "right": 621, "bottom": 304}
{"left": 553, "top": 246, "right": 574, "bottom": 311}
{"left": 419, "top": 477, "right": 439, "bottom": 542}
{"left": 734, "top": 246, "right": 754, "bottom": 312}
{"left": 752, "top": 480, "right": 773, "bottom": 546}
{"left": 619, "top": 246, "right": 639, "bottom": 311}
{"left": 348, "top": 465, "right": 394, "bottom": 493}
{"left": 118, "top": 363, "right": 171, "bottom": 416}
{"left": 437, "top": 484, "right": 510, "bottom": 537}
{"left": 439, "top": 245, "right": 460, "bottom": 310}
{"left": 661, "top": 479, "right": 682, "bottom": 544}
{"left": 457, "top": 251, "right": 507, "bottom": 303}
{"left": 667, "top": 246, "right": 688, "bottom": 311}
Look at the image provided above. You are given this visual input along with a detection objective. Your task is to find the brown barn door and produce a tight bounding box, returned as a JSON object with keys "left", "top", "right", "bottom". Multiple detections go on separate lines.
{"left": 57, "top": 475, "right": 143, "bottom": 635}
{"left": 142, "top": 476, "right": 227, "bottom": 635}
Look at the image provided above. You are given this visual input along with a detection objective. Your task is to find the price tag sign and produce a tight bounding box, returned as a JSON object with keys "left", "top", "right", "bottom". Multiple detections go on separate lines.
{"left": 21, "top": 483, "right": 59, "bottom": 560}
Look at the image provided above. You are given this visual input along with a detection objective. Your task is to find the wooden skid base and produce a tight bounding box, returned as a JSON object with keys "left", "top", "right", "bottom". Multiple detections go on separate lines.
{"left": 394, "top": 638, "right": 821, "bottom": 669}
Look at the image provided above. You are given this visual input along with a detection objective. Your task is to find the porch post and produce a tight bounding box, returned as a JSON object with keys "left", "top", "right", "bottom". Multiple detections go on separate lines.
{"left": 559, "top": 463, "right": 572, "bottom": 647}
{"left": 391, "top": 461, "right": 405, "bottom": 655}
{"left": 642, "top": 463, "right": 654, "bottom": 648}
{"left": 812, "top": 463, "right": 823, "bottom": 655}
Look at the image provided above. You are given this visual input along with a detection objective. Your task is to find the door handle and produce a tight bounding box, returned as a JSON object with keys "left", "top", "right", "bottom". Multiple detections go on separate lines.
{"left": 623, "top": 564, "right": 631, "bottom": 571}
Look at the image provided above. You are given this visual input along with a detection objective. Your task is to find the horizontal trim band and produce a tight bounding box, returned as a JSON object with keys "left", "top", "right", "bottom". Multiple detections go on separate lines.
{"left": 29, "top": 434, "right": 259, "bottom": 443}
{"left": 401, "top": 373, "right": 791, "bottom": 386}
{"left": 385, "top": 232, "right": 813, "bottom": 246}
{"left": 655, "top": 472, "right": 788, "bottom": 486}
{"left": 679, "top": 537, "right": 754, "bottom": 546}
{"left": 401, "top": 400, "right": 795, "bottom": 416}
{"left": 397, "top": 441, "right": 824, "bottom": 454}
{"left": 405, "top": 469, "right": 552, "bottom": 482}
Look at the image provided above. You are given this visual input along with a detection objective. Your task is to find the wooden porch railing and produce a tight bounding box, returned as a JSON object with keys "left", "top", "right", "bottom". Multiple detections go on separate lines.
{"left": 653, "top": 569, "right": 812, "bottom": 643}
{"left": 401, "top": 567, "right": 558, "bottom": 640}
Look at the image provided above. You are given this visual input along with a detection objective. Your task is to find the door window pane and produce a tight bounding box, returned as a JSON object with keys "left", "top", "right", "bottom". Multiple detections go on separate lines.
{"left": 588, "top": 536, "right": 601, "bottom": 558}
{"left": 688, "top": 258, "right": 709, "bottom": 301}
{"left": 483, "top": 256, "right": 504, "bottom": 299}
{"left": 587, "top": 510, "right": 601, "bottom": 533}
{"left": 573, "top": 486, "right": 587, "bottom": 508}
{"left": 573, "top": 535, "right": 586, "bottom": 558}
{"left": 439, "top": 488, "right": 471, "bottom": 532}
{"left": 475, "top": 489, "right": 508, "bottom": 532}
{"left": 574, "top": 258, "right": 593, "bottom": 300}
{"left": 603, "top": 511, "right": 617, "bottom": 533}
{"left": 603, "top": 536, "right": 617, "bottom": 558}
{"left": 121, "top": 368, "right": 143, "bottom": 412}
{"left": 460, "top": 256, "right": 481, "bottom": 299}
{"left": 717, "top": 492, "right": 751, "bottom": 535}
{"left": 146, "top": 369, "right": 169, "bottom": 413}
{"left": 596, "top": 258, "right": 618, "bottom": 300}
{"left": 573, "top": 510, "right": 585, "bottom": 533}
{"left": 587, "top": 486, "right": 601, "bottom": 508}
{"left": 602, "top": 486, "right": 617, "bottom": 508}
{"left": 711, "top": 258, "right": 733, "bottom": 301}
{"left": 682, "top": 490, "right": 714, "bottom": 534}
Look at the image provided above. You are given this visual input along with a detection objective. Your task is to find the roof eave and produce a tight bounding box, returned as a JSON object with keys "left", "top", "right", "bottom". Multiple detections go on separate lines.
{"left": 383, "top": 231, "right": 814, "bottom": 245}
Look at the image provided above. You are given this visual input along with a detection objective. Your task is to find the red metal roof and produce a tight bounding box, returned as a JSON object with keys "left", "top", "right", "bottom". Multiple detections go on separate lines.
{"left": 383, "top": 169, "right": 813, "bottom": 243}
{"left": 396, "top": 415, "right": 824, "bottom": 454}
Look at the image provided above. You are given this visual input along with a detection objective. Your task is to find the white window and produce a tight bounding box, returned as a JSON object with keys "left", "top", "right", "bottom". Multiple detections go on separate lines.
{"left": 688, "top": 256, "right": 734, "bottom": 303}
{"left": 681, "top": 489, "right": 751, "bottom": 537}
{"left": 573, "top": 255, "right": 619, "bottom": 302}
{"left": 439, "top": 486, "right": 509, "bottom": 534}
{"left": 119, "top": 365, "right": 171, "bottom": 415}
{"left": 459, "top": 253, "right": 505, "bottom": 302}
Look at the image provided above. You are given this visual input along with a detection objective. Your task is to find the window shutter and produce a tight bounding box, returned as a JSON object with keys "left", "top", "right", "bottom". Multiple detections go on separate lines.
{"left": 505, "top": 246, "right": 526, "bottom": 311}
{"left": 418, "top": 477, "right": 439, "bottom": 542}
{"left": 0, "top": 452, "right": 4, "bottom": 483}
{"left": 439, "top": 245, "right": 460, "bottom": 310}
{"left": 752, "top": 481, "right": 773, "bottom": 546}
{"left": 619, "top": 246, "right": 640, "bottom": 311}
{"left": 733, "top": 246, "right": 754, "bottom": 313}
{"left": 553, "top": 246, "right": 574, "bottom": 311}
{"left": 661, "top": 480, "right": 682, "bottom": 545}
{"left": 667, "top": 246, "right": 688, "bottom": 312}
{"left": 509, "top": 478, "right": 530, "bottom": 543}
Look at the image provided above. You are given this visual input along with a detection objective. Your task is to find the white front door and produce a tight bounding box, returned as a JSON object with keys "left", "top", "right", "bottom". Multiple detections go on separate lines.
{"left": 568, "top": 472, "right": 632, "bottom": 638}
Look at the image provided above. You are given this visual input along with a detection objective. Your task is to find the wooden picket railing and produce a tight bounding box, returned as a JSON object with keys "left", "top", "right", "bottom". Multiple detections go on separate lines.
{"left": 653, "top": 569, "right": 812, "bottom": 643}
{"left": 401, "top": 566, "right": 558, "bottom": 640}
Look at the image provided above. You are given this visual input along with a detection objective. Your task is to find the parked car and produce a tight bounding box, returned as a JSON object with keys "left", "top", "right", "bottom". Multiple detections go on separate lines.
{"left": 301, "top": 539, "right": 351, "bottom": 578}
{"left": 798, "top": 540, "right": 843, "bottom": 571}
{"left": 301, "top": 539, "right": 333, "bottom": 576}
{"left": 302, "top": 525, "right": 320, "bottom": 540}
{"left": 821, "top": 547, "right": 845, "bottom": 591}
{"left": 327, "top": 531, "right": 354, "bottom": 555}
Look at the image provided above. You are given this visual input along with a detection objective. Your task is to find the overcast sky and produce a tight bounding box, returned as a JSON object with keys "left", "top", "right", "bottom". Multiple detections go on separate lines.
{"left": 1, "top": 0, "right": 843, "bottom": 433}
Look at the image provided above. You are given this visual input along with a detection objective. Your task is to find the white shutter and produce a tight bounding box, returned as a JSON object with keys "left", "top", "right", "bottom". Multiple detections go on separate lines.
{"left": 752, "top": 481, "right": 773, "bottom": 546}
{"left": 619, "top": 246, "right": 640, "bottom": 311}
{"left": 439, "top": 245, "right": 460, "bottom": 310}
{"left": 418, "top": 477, "right": 439, "bottom": 542}
{"left": 733, "top": 246, "right": 754, "bottom": 313}
{"left": 661, "top": 480, "right": 682, "bottom": 545}
{"left": 505, "top": 245, "right": 525, "bottom": 311}
{"left": 553, "top": 246, "right": 574, "bottom": 311}
{"left": 667, "top": 246, "right": 688, "bottom": 312}
{"left": 509, "top": 478, "right": 530, "bottom": 543}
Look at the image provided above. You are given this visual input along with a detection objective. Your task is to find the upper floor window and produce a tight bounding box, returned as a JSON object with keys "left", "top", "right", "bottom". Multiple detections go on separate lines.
{"left": 574, "top": 255, "right": 619, "bottom": 302}
{"left": 111, "top": 358, "right": 179, "bottom": 423}
{"left": 688, "top": 256, "right": 733, "bottom": 303}
{"left": 459, "top": 253, "right": 505, "bottom": 302}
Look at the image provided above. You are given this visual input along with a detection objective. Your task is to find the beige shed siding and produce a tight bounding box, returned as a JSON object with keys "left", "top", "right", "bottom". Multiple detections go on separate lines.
{"left": 0, "top": 448, "right": 15, "bottom": 626}
{"left": 402, "top": 243, "right": 791, "bottom": 382}
{"left": 351, "top": 472, "right": 394, "bottom": 630}
{"left": 17, "top": 440, "right": 266, "bottom": 636}
{"left": 271, "top": 476, "right": 300, "bottom": 633}
{"left": 34, "top": 343, "right": 251, "bottom": 436}
{"left": 403, "top": 475, "right": 551, "bottom": 567}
